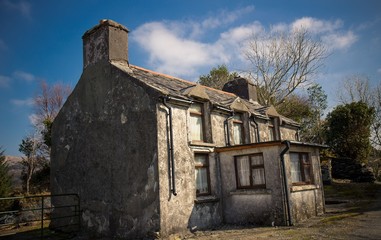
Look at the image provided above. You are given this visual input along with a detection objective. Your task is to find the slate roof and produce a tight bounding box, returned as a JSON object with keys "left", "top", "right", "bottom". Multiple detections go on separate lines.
{"left": 111, "top": 61, "right": 300, "bottom": 127}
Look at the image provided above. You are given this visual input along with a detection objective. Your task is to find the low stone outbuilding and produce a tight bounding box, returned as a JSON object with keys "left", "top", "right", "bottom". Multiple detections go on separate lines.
{"left": 51, "top": 20, "right": 325, "bottom": 239}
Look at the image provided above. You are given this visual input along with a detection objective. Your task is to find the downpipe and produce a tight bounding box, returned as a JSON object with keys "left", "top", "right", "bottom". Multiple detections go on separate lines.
{"left": 162, "top": 97, "right": 177, "bottom": 196}
{"left": 280, "top": 140, "right": 293, "bottom": 226}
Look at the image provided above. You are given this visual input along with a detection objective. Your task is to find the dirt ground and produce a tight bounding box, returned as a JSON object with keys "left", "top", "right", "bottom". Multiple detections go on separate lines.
{"left": 1, "top": 182, "right": 380, "bottom": 239}
{"left": 176, "top": 182, "right": 381, "bottom": 240}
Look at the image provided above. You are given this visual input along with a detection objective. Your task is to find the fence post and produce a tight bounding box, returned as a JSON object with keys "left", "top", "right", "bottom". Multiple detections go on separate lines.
{"left": 41, "top": 196, "right": 44, "bottom": 239}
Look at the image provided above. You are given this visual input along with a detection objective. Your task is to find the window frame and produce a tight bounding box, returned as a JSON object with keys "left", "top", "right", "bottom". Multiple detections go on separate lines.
{"left": 290, "top": 152, "right": 313, "bottom": 186}
{"left": 189, "top": 102, "right": 206, "bottom": 142}
{"left": 232, "top": 113, "right": 244, "bottom": 145}
{"left": 234, "top": 153, "right": 266, "bottom": 189}
{"left": 194, "top": 153, "right": 211, "bottom": 196}
{"left": 268, "top": 117, "right": 276, "bottom": 141}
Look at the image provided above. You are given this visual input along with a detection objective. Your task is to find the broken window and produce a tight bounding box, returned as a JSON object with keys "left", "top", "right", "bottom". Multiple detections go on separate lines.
{"left": 290, "top": 152, "right": 313, "bottom": 185}
{"left": 195, "top": 153, "right": 211, "bottom": 196}
{"left": 189, "top": 103, "right": 205, "bottom": 142}
{"left": 232, "top": 114, "right": 244, "bottom": 145}
{"left": 235, "top": 153, "right": 266, "bottom": 189}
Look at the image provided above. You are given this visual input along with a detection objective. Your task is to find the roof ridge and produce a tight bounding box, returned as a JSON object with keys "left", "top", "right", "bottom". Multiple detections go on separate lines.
{"left": 129, "top": 65, "right": 237, "bottom": 97}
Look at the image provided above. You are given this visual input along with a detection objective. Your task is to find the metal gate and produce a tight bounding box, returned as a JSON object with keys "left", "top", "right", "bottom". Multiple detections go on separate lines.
{"left": 0, "top": 193, "right": 80, "bottom": 239}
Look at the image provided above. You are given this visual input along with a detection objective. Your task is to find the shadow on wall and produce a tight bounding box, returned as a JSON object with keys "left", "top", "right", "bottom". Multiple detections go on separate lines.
{"left": 187, "top": 200, "right": 222, "bottom": 232}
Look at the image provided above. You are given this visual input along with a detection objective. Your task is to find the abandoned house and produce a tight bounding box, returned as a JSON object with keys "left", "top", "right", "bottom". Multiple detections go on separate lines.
{"left": 51, "top": 20, "right": 325, "bottom": 239}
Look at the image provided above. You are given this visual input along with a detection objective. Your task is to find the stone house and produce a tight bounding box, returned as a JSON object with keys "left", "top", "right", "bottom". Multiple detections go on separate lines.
{"left": 51, "top": 20, "right": 325, "bottom": 239}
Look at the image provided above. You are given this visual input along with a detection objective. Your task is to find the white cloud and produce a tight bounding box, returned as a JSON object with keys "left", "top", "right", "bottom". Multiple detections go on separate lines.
{"left": 1, "top": 0, "right": 32, "bottom": 18}
{"left": 10, "top": 98, "right": 34, "bottom": 107}
{"left": 199, "top": 6, "right": 255, "bottom": 32}
{"left": 0, "top": 75, "right": 11, "bottom": 88}
{"left": 377, "top": 68, "right": 381, "bottom": 74}
{"left": 13, "top": 71, "right": 36, "bottom": 82}
{"left": 291, "top": 17, "right": 343, "bottom": 34}
{"left": 133, "top": 22, "right": 230, "bottom": 77}
{"left": 132, "top": 9, "right": 359, "bottom": 80}
{"left": 321, "top": 31, "right": 358, "bottom": 50}
{"left": 290, "top": 17, "right": 357, "bottom": 50}
{"left": 220, "top": 22, "right": 263, "bottom": 44}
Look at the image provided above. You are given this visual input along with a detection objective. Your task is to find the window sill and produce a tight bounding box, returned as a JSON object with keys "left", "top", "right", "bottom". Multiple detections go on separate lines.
{"left": 194, "top": 195, "right": 219, "bottom": 204}
{"left": 230, "top": 188, "right": 272, "bottom": 195}
{"left": 190, "top": 141, "right": 216, "bottom": 147}
{"left": 291, "top": 185, "right": 319, "bottom": 192}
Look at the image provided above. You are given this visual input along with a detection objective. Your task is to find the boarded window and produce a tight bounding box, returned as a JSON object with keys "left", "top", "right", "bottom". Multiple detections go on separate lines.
{"left": 195, "top": 153, "right": 210, "bottom": 196}
{"left": 235, "top": 153, "right": 265, "bottom": 189}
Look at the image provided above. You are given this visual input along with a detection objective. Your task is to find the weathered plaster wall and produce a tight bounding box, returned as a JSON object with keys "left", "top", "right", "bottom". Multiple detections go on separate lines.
{"left": 280, "top": 125, "right": 298, "bottom": 141}
{"left": 157, "top": 103, "right": 222, "bottom": 236}
{"left": 219, "top": 145, "right": 285, "bottom": 226}
{"left": 257, "top": 118, "right": 271, "bottom": 142}
{"left": 285, "top": 146, "right": 325, "bottom": 223}
{"left": 210, "top": 111, "right": 228, "bottom": 147}
{"left": 51, "top": 62, "right": 160, "bottom": 238}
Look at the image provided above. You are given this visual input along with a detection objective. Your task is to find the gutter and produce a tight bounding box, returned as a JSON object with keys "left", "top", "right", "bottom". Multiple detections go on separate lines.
{"left": 280, "top": 140, "right": 292, "bottom": 226}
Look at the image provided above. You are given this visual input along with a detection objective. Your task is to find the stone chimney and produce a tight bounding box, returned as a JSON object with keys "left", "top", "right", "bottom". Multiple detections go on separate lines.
{"left": 82, "top": 19, "right": 129, "bottom": 69}
{"left": 222, "top": 77, "right": 258, "bottom": 102}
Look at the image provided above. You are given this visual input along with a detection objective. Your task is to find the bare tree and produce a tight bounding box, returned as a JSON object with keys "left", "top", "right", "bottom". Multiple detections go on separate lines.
{"left": 370, "top": 81, "right": 381, "bottom": 149}
{"left": 338, "top": 74, "right": 371, "bottom": 104}
{"left": 34, "top": 81, "right": 71, "bottom": 149}
{"left": 34, "top": 81, "right": 71, "bottom": 124}
{"left": 337, "top": 75, "right": 381, "bottom": 149}
{"left": 18, "top": 81, "right": 71, "bottom": 194}
{"left": 245, "top": 28, "right": 327, "bottom": 106}
{"left": 337, "top": 75, "right": 381, "bottom": 178}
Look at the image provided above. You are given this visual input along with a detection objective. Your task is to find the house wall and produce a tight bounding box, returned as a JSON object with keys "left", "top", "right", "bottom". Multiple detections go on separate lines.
{"left": 157, "top": 103, "right": 223, "bottom": 236}
{"left": 280, "top": 125, "right": 298, "bottom": 141}
{"left": 285, "top": 146, "right": 325, "bottom": 223}
{"left": 51, "top": 62, "right": 161, "bottom": 239}
{"left": 211, "top": 111, "right": 229, "bottom": 146}
{"left": 218, "top": 145, "right": 286, "bottom": 226}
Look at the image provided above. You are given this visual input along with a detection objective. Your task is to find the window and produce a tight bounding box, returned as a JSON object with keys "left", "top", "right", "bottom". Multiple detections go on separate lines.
{"left": 189, "top": 103, "right": 204, "bottom": 142}
{"left": 195, "top": 154, "right": 210, "bottom": 196}
{"left": 290, "top": 152, "right": 313, "bottom": 185}
{"left": 232, "top": 114, "right": 244, "bottom": 145}
{"left": 268, "top": 118, "right": 275, "bottom": 141}
{"left": 235, "top": 154, "right": 266, "bottom": 189}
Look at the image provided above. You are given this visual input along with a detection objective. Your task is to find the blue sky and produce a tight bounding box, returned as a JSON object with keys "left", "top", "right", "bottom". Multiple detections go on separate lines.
{"left": 0, "top": 0, "right": 380, "bottom": 156}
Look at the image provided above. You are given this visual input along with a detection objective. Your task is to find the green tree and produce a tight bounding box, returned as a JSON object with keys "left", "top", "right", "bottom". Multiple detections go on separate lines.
{"left": 277, "top": 94, "right": 311, "bottom": 123}
{"left": 277, "top": 84, "right": 327, "bottom": 144}
{"left": 19, "top": 136, "right": 41, "bottom": 194}
{"left": 0, "top": 147, "right": 12, "bottom": 210}
{"left": 198, "top": 65, "right": 238, "bottom": 90}
{"left": 302, "top": 84, "right": 327, "bottom": 143}
{"left": 325, "top": 102, "right": 374, "bottom": 164}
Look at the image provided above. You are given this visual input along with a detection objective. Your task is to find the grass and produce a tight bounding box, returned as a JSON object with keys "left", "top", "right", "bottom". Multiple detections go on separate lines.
{"left": 320, "top": 212, "right": 362, "bottom": 224}
{"left": 324, "top": 181, "right": 381, "bottom": 200}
